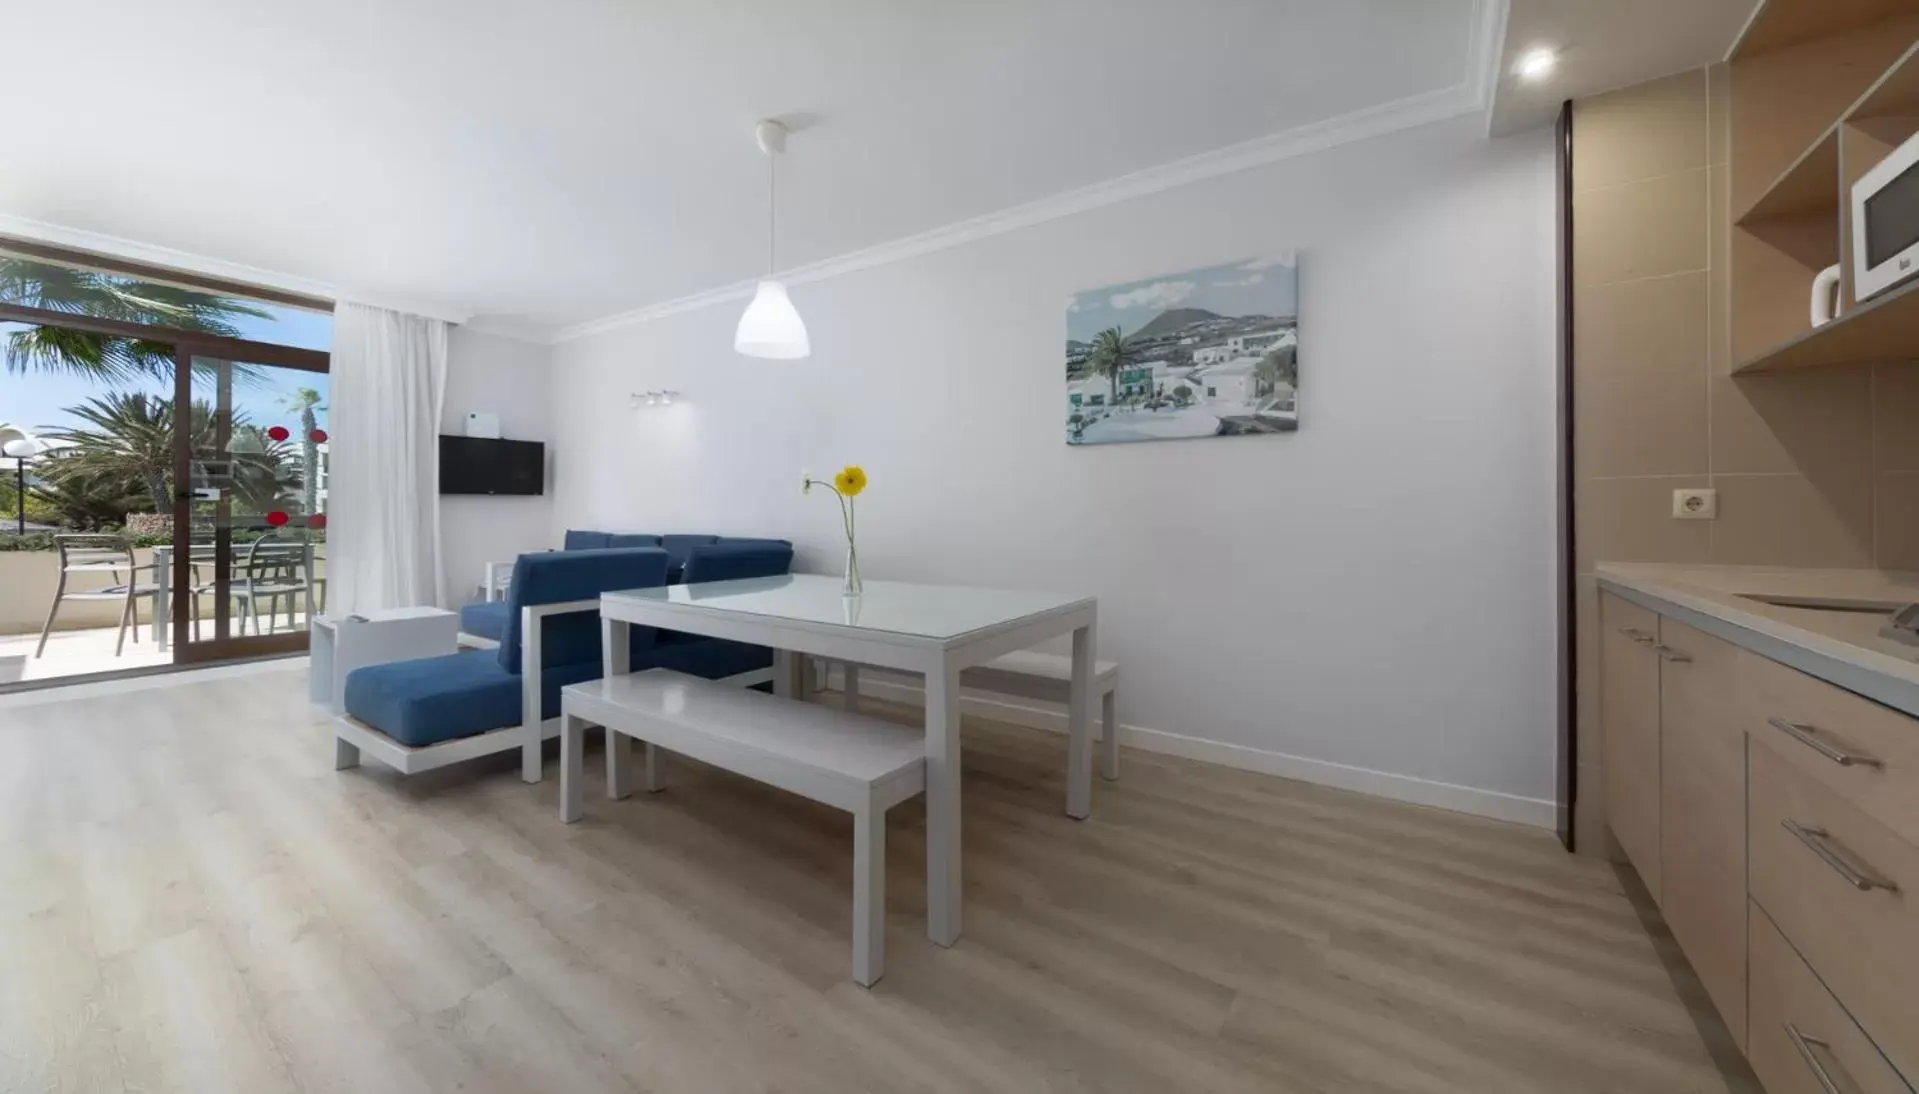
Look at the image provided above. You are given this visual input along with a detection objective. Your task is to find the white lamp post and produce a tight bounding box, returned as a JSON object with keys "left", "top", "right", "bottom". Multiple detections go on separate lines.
{"left": 2, "top": 435, "right": 54, "bottom": 535}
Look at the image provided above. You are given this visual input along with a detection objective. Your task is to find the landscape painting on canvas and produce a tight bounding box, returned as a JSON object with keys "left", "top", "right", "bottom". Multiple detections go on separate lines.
{"left": 1065, "top": 255, "right": 1298, "bottom": 445}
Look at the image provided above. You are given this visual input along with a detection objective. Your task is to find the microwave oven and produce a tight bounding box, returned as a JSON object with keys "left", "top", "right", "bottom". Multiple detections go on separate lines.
{"left": 1852, "top": 129, "right": 1919, "bottom": 302}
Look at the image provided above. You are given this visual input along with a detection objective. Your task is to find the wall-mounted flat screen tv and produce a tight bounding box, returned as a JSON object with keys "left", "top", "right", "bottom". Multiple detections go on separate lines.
{"left": 439, "top": 435, "right": 545, "bottom": 496}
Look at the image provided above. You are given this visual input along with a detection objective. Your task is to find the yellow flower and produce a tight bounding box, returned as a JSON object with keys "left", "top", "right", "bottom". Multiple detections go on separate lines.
{"left": 834, "top": 465, "right": 868, "bottom": 497}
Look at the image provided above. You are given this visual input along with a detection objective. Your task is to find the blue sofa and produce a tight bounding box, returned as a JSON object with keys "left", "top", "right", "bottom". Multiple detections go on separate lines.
{"left": 337, "top": 542, "right": 795, "bottom": 779}
{"left": 461, "top": 531, "right": 792, "bottom": 644}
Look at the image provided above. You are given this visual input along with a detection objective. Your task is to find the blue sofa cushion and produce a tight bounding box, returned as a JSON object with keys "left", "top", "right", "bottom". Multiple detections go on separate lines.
{"left": 659, "top": 534, "right": 721, "bottom": 578}
{"left": 498, "top": 547, "right": 669, "bottom": 673}
{"left": 680, "top": 543, "right": 795, "bottom": 584}
{"left": 458, "top": 601, "right": 510, "bottom": 642}
{"left": 713, "top": 537, "right": 793, "bottom": 553}
{"left": 343, "top": 649, "right": 605, "bottom": 747}
{"left": 562, "top": 529, "right": 613, "bottom": 551}
{"left": 606, "top": 533, "right": 661, "bottom": 549}
{"left": 634, "top": 637, "right": 775, "bottom": 680}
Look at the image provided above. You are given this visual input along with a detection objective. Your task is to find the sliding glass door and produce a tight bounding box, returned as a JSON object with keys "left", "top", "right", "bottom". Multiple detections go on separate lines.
{"left": 169, "top": 349, "right": 330, "bottom": 663}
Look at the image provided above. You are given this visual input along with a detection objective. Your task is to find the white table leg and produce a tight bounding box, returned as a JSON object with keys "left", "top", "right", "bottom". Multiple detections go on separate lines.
{"left": 560, "top": 712, "right": 585, "bottom": 822}
{"left": 852, "top": 798, "right": 885, "bottom": 987}
{"left": 844, "top": 663, "right": 861, "bottom": 712}
{"left": 607, "top": 727, "right": 633, "bottom": 800}
{"left": 925, "top": 659, "right": 962, "bottom": 947}
{"left": 1101, "top": 687, "right": 1119, "bottom": 781}
{"left": 603, "top": 616, "right": 631, "bottom": 680}
{"left": 1067, "top": 625, "right": 1094, "bottom": 819}
{"left": 773, "top": 649, "right": 798, "bottom": 699}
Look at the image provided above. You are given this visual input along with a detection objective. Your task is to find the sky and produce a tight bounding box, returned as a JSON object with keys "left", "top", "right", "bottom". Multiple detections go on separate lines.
{"left": 1066, "top": 255, "right": 1297, "bottom": 344}
{"left": 0, "top": 306, "right": 331, "bottom": 439}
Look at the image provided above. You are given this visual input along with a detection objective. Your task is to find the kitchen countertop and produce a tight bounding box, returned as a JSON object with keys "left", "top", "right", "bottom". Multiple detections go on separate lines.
{"left": 1596, "top": 564, "right": 1919, "bottom": 718}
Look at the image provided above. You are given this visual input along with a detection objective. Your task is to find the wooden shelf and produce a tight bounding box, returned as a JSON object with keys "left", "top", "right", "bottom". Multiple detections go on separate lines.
{"left": 1736, "top": 127, "right": 1841, "bottom": 224}
{"left": 1734, "top": 276, "right": 1919, "bottom": 372}
{"left": 1849, "top": 40, "right": 1919, "bottom": 119}
{"left": 1734, "top": 0, "right": 1919, "bottom": 58}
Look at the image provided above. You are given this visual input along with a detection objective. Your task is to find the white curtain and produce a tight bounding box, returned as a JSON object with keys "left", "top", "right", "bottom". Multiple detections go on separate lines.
{"left": 326, "top": 303, "right": 448, "bottom": 614}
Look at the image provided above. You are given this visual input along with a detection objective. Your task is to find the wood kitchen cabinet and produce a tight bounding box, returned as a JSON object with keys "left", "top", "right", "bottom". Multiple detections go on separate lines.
{"left": 1600, "top": 592, "right": 1662, "bottom": 902}
{"left": 1656, "top": 619, "right": 1749, "bottom": 1049}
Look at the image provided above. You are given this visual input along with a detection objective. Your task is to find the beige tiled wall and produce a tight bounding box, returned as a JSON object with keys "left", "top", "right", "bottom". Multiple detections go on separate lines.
{"left": 1570, "top": 67, "right": 1919, "bottom": 853}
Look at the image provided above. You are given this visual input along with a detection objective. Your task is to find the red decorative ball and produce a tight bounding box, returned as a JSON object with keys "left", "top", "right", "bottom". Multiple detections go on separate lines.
{"left": 310, "top": 428, "right": 328, "bottom": 443}
{"left": 266, "top": 425, "right": 290, "bottom": 442}
{"left": 265, "top": 510, "right": 289, "bottom": 527}
{"left": 307, "top": 513, "right": 326, "bottom": 530}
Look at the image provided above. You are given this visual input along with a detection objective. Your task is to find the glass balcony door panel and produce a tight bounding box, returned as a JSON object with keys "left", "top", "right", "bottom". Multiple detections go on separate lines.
{"left": 171, "top": 351, "right": 329, "bottom": 664}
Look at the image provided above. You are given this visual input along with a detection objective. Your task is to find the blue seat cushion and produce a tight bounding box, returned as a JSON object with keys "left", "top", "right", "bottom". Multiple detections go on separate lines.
{"left": 634, "top": 637, "right": 774, "bottom": 680}
{"left": 605, "top": 533, "right": 661, "bottom": 549}
{"left": 458, "top": 601, "right": 509, "bottom": 642}
{"left": 344, "top": 649, "right": 609, "bottom": 747}
{"left": 562, "top": 529, "right": 613, "bottom": 551}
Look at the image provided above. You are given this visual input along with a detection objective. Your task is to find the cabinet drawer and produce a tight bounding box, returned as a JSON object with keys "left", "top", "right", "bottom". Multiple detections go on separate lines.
{"left": 1751, "top": 744, "right": 1919, "bottom": 1084}
{"left": 1745, "top": 651, "right": 1919, "bottom": 848}
{"left": 1749, "top": 903, "right": 1912, "bottom": 1094}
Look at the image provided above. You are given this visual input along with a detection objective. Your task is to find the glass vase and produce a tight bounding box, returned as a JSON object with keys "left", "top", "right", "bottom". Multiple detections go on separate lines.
{"left": 842, "top": 541, "right": 862, "bottom": 597}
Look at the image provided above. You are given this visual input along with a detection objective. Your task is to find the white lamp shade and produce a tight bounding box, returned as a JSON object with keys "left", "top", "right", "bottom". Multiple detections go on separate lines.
{"left": 734, "top": 280, "right": 810, "bottom": 359}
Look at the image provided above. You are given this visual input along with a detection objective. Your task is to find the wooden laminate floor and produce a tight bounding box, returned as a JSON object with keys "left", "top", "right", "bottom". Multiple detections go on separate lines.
{"left": 1, "top": 665, "right": 1757, "bottom": 1093}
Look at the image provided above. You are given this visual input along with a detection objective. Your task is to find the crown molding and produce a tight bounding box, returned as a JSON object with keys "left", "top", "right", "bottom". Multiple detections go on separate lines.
{"left": 0, "top": 213, "right": 473, "bottom": 325}
{"left": 458, "top": 317, "right": 554, "bottom": 344}
{"left": 1472, "top": 0, "right": 1513, "bottom": 135}
{"left": 554, "top": 54, "right": 1490, "bottom": 342}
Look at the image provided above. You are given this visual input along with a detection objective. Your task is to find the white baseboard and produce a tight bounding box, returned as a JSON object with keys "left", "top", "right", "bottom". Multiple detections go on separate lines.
{"left": 0, "top": 655, "right": 309, "bottom": 710}
{"left": 837, "top": 669, "right": 1557, "bottom": 830}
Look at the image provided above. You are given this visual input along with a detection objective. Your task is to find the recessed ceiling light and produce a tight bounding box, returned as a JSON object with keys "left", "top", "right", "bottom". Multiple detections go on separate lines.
{"left": 1515, "top": 47, "right": 1558, "bottom": 82}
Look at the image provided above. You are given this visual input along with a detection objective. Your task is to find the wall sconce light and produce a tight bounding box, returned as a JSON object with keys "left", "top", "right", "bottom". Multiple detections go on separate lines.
{"left": 629, "top": 390, "right": 682, "bottom": 408}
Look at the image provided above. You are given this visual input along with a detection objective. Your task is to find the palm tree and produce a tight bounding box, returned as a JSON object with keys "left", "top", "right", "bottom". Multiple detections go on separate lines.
{"left": 279, "top": 387, "right": 325, "bottom": 514}
{"left": 1087, "top": 327, "right": 1136, "bottom": 405}
{"left": 0, "top": 256, "right": 271, "bottom": 383}
{"left": 49, "top": 393, "right": 177, "bottom": 515}
{"left": 27, "top": 466, "right": 146, "bottom": 531}
{"left": 226, "top": 426, "right": 301, "bottom": 516}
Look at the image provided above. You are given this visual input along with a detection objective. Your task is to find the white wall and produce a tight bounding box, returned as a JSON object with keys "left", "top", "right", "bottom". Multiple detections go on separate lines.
{"left": 548, "top": 116, "right": 1561, "bottom": 824}
{"left": 440, "top": 326, "right": 554, "bottom": 602}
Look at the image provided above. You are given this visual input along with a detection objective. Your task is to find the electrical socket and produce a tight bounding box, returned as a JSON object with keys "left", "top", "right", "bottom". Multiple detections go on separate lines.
{"left": 1673, "top": 488, "right": 1717, "bottom": 520}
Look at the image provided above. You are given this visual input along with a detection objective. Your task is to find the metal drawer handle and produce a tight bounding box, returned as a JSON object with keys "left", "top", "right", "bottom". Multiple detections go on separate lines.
{"left": 1616, "top": 626, "right": 1655, "bottom": 645}
{"left": 1784, "top": 1024, "right": 1846, "bottom": 1094}
{"left": 1652, "top": 643, "right": 1691, "bottom": 663}
{"left": 1768, "top": 717, "right": 1884, "bottom": 769}
{"left": 1783, "top": 819, "right": 1902, "bottom": 893}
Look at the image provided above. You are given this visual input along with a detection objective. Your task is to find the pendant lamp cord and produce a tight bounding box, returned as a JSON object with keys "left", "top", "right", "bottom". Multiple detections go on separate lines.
{"left": 767, "top": 150, "right": 777, "bottom": 277}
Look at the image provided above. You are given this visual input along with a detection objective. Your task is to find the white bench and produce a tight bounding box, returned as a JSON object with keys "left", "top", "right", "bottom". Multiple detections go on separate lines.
{"left": 559, "top": 669, "right": 926, "bottom": 987}
{"left": 838, "top": 649, "right": 1121, "bottom": 780}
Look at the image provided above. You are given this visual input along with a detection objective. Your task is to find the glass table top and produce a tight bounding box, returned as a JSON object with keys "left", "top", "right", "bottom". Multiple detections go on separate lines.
{"left": 602, "top": 573, "right": 1092, "bottom": 642}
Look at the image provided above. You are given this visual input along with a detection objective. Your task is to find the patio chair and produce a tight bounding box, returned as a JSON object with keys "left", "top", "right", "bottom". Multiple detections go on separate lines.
{"left": 231, "top": 534, "right": 314, "bottom": 635}
{"left": 34, "top": 534, "right": 161, "bottom": 658}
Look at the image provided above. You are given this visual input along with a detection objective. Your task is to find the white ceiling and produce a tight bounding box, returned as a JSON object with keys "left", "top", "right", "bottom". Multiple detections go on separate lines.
{"left": 1487, "top": 0, "right": 1758, "bottom": 136}
{"left": 3, "top": 0, "right": 1491, "bottom": 338}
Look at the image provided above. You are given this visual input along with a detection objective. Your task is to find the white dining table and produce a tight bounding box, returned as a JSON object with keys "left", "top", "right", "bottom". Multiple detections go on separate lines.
{"left": 599, "top": 573, "right": 1098, "bottom": 947}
